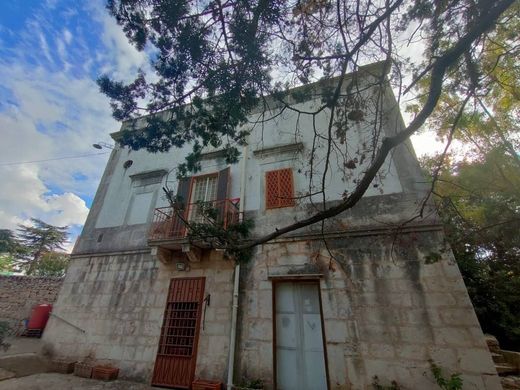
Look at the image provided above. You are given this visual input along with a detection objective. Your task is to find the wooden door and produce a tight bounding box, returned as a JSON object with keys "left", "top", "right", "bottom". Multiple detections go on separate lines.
{"left": 275, "top": 282, "right": 329, "bottom": 390}
{"left": 152, "top": 277, "right": 205, "bottom": 389}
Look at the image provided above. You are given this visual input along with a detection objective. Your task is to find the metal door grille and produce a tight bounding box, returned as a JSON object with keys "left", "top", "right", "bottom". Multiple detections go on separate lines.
{"left": 159, "top": 301, "right": 198, "bottom": 357}
{"left": 152, "top": 277, "right": 205, "bottom": 388}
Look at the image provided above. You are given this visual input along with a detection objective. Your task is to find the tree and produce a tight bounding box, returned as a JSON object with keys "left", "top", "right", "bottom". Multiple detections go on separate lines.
{"left": 30, "top": 251, "right": 70, "bottom": 277}
{"left": 413, "top": 2, "right": 520, "bottom": 350}
{"left": 0, "top": 229, "right": 17, "bottom": 274}
{"left": 422, "top": 148, "right": 520, "bottom": 350}
{"left": 99, "top": 0, "right": 516, "bottom": 252}
{"left": 16, "top": 219, "right": 69, "bottom": 275}
{"left": 0, "top": 229, "right": 17, "bottom": 253}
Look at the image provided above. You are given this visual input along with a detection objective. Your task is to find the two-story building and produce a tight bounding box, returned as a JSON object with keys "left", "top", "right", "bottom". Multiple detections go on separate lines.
{"left": 42, "top": 63, "right": 501, "bottom": 389}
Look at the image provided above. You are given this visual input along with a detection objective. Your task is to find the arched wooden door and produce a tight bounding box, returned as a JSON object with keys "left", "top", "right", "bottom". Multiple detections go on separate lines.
{"left": 152, "top": 277, "right": 205, "bottom": 389}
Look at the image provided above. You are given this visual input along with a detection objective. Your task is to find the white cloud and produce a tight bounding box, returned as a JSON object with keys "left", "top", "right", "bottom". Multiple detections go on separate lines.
{"left": 0, "top": 166, "right": 88, "bottom": 230}
{"left": 89, "top": 4, "right": 150, "bottom": 82}
{"left": 63, "top": 28, "right": 72, "bottom": 45}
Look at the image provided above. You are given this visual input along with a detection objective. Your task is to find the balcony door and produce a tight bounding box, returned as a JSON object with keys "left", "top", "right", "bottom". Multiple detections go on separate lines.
{"left": 189, "top": 174, "right": 218, "bottom": 223}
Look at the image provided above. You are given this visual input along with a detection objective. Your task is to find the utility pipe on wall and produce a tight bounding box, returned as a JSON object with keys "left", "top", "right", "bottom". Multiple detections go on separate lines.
{"left": 227, "top": 144, "right": 248, "bottom": 390}
{"left": 227, "top": 262, "right": 240, "bottom": 390}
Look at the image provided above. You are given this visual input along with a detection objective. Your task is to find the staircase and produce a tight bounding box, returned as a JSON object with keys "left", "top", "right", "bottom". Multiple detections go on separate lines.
{"left": 485, "top": 335, "right": 520, "bottom": 389}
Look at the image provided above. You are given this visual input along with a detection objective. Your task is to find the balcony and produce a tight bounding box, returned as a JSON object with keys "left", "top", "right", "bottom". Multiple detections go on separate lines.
{"left": 148, "top": 198, "right": 241, "bottom": 262}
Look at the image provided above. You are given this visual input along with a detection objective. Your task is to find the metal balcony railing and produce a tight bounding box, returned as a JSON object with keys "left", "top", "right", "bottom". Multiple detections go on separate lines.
{"left": 149, "top": 198, "right": 241, "bottom": 241}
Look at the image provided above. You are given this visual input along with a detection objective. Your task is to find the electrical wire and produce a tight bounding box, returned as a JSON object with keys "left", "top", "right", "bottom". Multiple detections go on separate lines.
{"left": 0, "top": 152, "right": 110, "bottom": 167}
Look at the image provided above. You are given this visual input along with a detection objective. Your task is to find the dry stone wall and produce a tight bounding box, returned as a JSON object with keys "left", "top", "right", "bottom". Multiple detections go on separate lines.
{"left": 0, "top": 275, "right": 63, "bottom": 334}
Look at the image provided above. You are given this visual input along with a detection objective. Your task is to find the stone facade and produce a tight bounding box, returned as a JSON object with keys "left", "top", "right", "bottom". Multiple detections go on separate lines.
{"left": 41, "top": 64, "right": 501, "bottom": 389}
{"left": 0, "top": 275, "right": 63, "bottom": 334}
{"left": 236, "top": 230, "right": 501, "bottom": 389}
{"left": 42, "top": 250, "right": 234, "bottom": 383}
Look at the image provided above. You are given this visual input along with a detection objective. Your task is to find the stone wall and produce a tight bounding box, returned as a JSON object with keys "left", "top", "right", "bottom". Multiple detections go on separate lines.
{"left": 236, "top": 229, "right": 502, "bottom": 390}
{"left": 0, "top": 275, "right": 63, "bottom": 334}
{"left": 41, "top": 250, "right": 235, "bottom": 383}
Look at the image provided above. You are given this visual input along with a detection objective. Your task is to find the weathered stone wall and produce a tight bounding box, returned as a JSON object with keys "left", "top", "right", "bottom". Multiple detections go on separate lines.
{"left": 236, "top": 229, "right": 502, "bottom": 390}
{"left": 41, "top": 250, "right": 234, "bottom": 383}
{"left": 0, "top": 275, "right": 63, "bottom": 334}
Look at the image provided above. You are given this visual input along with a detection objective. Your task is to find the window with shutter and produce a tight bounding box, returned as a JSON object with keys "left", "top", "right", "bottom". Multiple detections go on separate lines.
{"left": 265, "top": 168, "right": 295, "bottom": 209}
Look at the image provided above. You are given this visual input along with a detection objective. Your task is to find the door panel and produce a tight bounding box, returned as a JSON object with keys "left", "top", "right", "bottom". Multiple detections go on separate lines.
{"left": 152, "top": 277, "right": 205, "bottom": 389}
{"left": 275, "top": 282, "right": 328, "bottom": 390}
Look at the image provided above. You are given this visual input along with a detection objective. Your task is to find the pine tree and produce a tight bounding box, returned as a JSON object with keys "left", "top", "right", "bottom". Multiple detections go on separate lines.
{"left": 16, "top": 219, "right": 69, "bottom": 275}
{"left": 0, "top": 229, "right": 17, "bottom": 253}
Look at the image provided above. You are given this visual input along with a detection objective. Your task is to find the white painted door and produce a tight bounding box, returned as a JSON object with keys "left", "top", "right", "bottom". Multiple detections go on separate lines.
{"left": 275, "top": 282, "right": 328, "bottom": 390}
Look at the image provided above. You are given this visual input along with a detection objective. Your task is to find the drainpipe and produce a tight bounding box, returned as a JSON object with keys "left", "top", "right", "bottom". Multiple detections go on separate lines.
{"left": 227, "top": 262, "right": 240, "bottom": 390}
{"left": 227, "top": 144, "right": 248, "bottom": 390}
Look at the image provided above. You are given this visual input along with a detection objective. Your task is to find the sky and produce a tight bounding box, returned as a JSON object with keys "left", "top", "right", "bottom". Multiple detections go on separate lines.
{"left": 0, "top": 1, "right": 441, "bottom": 251}
{"left": 0, "top": 0, "right": 152, "bottom": 250}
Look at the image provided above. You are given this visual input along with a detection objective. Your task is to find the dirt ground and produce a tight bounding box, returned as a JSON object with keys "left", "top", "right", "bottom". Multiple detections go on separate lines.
{"left": 0, "top": 373, "right": 155, "bottom": 390}
{"left": 0, "top": 338, "right": 155, "bottom": 389}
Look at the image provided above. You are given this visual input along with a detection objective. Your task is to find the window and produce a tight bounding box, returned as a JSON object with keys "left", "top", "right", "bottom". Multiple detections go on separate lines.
{"left": 189, "top": 174, "right": 218, "bottom": 222}
{"left": 191, "top": 175, "right": 218, "bottom": 204}
{"left": 265, "top": 168, "right": 295, "bottom": 209}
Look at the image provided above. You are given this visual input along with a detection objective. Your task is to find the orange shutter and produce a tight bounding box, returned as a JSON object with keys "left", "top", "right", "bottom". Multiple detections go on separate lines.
{"left": 266, "top": 168, "right": 295, "bottom": 209}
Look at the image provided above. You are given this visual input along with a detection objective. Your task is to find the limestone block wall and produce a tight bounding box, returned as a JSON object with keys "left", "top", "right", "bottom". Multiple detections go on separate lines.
{"left": 0, "top": 275, "right": 63, "bottom": 334}
{"left": 236, "top": 229, "right": 502, "bottom": 390}
{"left": 42, "top": 251, "right": 235, "bottom": 383}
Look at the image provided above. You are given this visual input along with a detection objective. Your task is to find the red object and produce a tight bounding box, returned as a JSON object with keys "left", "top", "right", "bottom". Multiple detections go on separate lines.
{"left": 192, "top": 380, "right": 223, "bottom": 390}
{"left": 265, "top": 168, "right": 295, "bottom": 209}
{"left": 92, "top": 366, "right": 119, "bottom": 381}
{"left": 152, "top": 278, "right": 205, "bottom": 389}
{"left": 27, "top": 304, "right": 52, "bottom": 330}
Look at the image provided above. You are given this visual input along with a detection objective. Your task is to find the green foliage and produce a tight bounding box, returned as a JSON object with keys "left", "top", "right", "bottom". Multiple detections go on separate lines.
{"left": 0, "top": 321, "right": 11, "bottom": 351}
{"left": 237, "top": 378, "right": 264, "bottom": 389}
{"left": 0, "top": 254, "right": 15, "bottom": 275}
{"left": 414, "top": 1, "right": 520, "bottom": 351}
{"left": 31, "top": 252, "right": 70, "bottom": 277}
{"left": 0, "top": 229, "right": 17, "bottom": 253}
{"left": 423, "top": 147, "right": 520, "bottom": 350}
{"left": 372, "top": 376, "right": 401, "bottom": 390}
{"left": 372, "top": 363, "right": 463, "bottom": 390}
{"left": 171, "top": 199, "right": 254, "bottom": 263}
{"left": 429, "top": 361, "right": 463, "bottom": 390}
{"left": 424, "top": 251, "right": 442, "bottom": 264}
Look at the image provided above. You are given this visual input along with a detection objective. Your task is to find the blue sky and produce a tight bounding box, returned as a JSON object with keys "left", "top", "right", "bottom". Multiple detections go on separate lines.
{"left": 0, "top": 0, "right": 150, "bottom": 249}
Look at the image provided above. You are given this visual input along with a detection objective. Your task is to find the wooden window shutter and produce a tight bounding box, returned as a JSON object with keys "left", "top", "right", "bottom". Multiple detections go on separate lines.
{"left": 216, "top": 167, "right": 230, "bottom": 201}
{"left": 216, "top": 167, "right": 230, "bottom": 222}
{"left": 265, "top": 168, "right": 295, "bottom": 209}
{"left": 176, "top": 177, "right": 192, "bottom": 209}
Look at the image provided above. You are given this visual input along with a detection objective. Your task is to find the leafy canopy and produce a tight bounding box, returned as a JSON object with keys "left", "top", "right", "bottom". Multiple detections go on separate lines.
{"left": 416, "top": 2, "right": 520, "bottom": 349}
{"left": 100, "top": 1, "right": 515, "bottom": 176}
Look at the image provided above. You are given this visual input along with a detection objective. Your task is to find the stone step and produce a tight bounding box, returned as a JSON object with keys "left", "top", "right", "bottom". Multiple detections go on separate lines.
{"left": 486, "top": 334, "right": 502, "bottom": 354}
{"left": 0, "top": 368, "right": 15, "bottom": 382}
{"left": 492, "top": 352, "right": 506, "bottom": 364}
{"left": 496, "top": 363, "right": 519, "bottom": 376}
{"left": 501, "top": 375, "right": 520, "bottom": 390}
